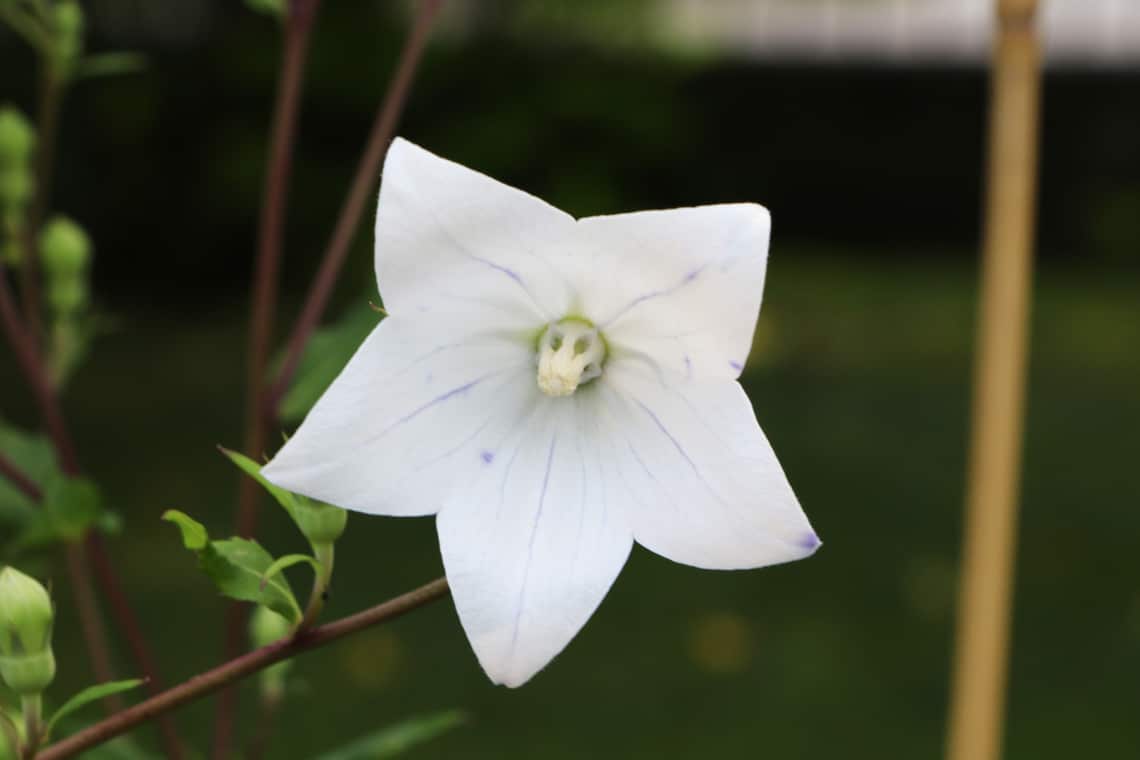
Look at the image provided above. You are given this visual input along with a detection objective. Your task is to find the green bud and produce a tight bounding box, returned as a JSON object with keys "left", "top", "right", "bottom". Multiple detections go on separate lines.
{"left": 53, "top": 1, "right": 85, "bottom": 67}
{"left": 293, "top": 499, "right": 347, "bottom": 545}
{"left": 40, "top": 217, "right": 91, "bottom": 278}
{"left": 249, "top": 606, "right": 292, "bottom": 700}
{"left": 0, "top": 107, "right": 35, "bottom": 165}
{"left": 0, "top": 649, "right": 56, "bottom": 696}
{"left": 0, "top": 568, "right": 53, "bottom": 653}
{"left": 48, "top": 279, "right": 88, "bottom": 315}
{"left": 0, "top": 567, "right": 56, "bottom": 696}
{"left": 0, "top": 170, "right": 32, "bottom": 208}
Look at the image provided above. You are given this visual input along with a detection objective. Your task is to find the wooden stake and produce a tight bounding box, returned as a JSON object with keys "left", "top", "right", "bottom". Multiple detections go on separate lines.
{"left": 946, "top": 1, "right": 1041, "bottom": 759}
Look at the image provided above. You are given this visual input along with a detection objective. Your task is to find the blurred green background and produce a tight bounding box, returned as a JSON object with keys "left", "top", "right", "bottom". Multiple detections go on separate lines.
{"left": 2, "top": 1, "right": 1139, "bottom": 758}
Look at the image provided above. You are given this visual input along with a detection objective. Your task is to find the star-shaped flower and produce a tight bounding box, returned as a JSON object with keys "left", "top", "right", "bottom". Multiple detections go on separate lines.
{"left": 263, "top": 139, "right": 820, "bottom": 687}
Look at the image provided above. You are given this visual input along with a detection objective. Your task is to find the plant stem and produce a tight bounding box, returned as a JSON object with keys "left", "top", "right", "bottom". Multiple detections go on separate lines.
{"left": 298, "top": 543, "right": 334, "bottom": 631}
{"left": 21, "top": 60, "right": 64, "bottom": 345}
{"left": 0, "top": 449, "right": 43, "bottom": 500}
{"left": 36, "top": 577, "right": 450, "bottom": 760}
{"left": 0, "top": 271, "right": 79, "bottom": 472}
{"left": 945, "top": 2, "right": 1041, "bottom": 760}
{"left": 215, "top": 4, "right": 322, "bottom": 758}
{"left": 63, "top": 541, "right": 122, "bottom": 712}
{"left": 245, "top": 689, "right": 282, "bottom": 760}
{"left": 20, "top": 697, "right": 40, "bottom": 760}
{"left": 266, "top": 0, "right": 444, "bottom": 413}
{"left": 0, "top": 272, "right": 184, "bottom": 756}
{"left": 0, "top": 710, "right": 18, "bottom": 759}
{"left": 21, "top": 694, "right": 42, "bottom": 758}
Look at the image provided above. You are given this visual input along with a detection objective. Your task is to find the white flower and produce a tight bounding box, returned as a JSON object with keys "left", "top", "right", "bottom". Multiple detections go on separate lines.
{"left": 263, "top": 138, "right": 820, "bottom": 687}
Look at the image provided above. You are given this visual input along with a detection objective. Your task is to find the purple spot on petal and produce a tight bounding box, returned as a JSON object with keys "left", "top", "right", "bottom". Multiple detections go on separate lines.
{"left": 480, "top": 450, "right": 494, "bottom": 464}
{"left": 683, "top": 268, "right": 701, "bottom": 283}
{"left": 799, "top": 532, "right": 822, "bottom": 552}
{"left": 683, "top": 355, "right": 693, "bottom": 378}
{"left": 729, "top": 360, "right": 743, "bottom": 372}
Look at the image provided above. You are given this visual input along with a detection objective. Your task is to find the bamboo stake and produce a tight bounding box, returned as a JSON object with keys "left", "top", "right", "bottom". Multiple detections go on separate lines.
{"left": 945, "top": 1, "right": 1041, "bottom": 760}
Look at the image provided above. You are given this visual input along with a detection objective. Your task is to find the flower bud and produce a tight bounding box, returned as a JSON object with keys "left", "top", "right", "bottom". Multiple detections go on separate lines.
{"left": 0, "top": 170, "right": 32, "bottom": 208}
{"left": 39, "top": 216, "right": 91, "bottom": 278}
{"left": 0, "top": 107, "right": 35, "bottom": 167}
{"left": 52, "top": 1, "right": 85, "bottom": 68}
{"left": 0, "top": 567, "right": 56, "bottom": 696}
{"left": 250, "top": 605, "right": 292, "bottom": 700}
{"left": 293, "top": 499, "right": 347, "bottom": 545}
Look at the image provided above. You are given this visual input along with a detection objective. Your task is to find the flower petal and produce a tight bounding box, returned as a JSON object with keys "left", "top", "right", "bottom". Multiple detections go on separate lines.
{"left": 574, "top": 205, "right": 771, "bottom": 381}
{"left": 375, "top": 139, "right": 578, "bottom": 336}
{"left": 263, "top": 317, "right": 537, "bottom": 517}
{"left": 437, "top": 396, "right": 633, "bottom": 687}
{"left": 598, "top": 358, "right": 819, "bottom": 570}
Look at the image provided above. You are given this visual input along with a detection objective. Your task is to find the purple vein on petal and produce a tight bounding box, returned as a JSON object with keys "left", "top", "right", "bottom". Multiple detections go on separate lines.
{"left": 634, "top": 399, "right": 699, "bottom": 475}
{"left": 600, "top": 264, "right": 709, "bottom": 328}
{"left": 509, "top": 434, "right": 558, "bottom": 671}
{"left": 361, "top": 370, "right": 501, "bottom": 446}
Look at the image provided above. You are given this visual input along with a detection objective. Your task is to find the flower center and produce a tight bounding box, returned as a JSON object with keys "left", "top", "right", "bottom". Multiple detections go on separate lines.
{"left": 536, "top": 318, "right": 606, "bottom": 397}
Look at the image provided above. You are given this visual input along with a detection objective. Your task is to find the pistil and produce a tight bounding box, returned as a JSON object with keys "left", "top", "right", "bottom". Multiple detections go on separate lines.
{"left": 536, "top": 319, "right": 605, "bottom": 397}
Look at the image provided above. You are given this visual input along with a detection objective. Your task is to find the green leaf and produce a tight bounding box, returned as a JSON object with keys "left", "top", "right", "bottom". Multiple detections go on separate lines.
{"left": 202, "top": 538, "right": 301, "bottom": 623}
{"left": 42, "top": 477, "right": 102, "bottom": 539}
{"left": 259, "top": 553, "right": 320, "bottom": 590}
{"left": 276, "top": 301, "right": 380, "bottom": 423}
{"left": 220, "top": 448, "right": 299, "bottom": 524}
{"left": 162, "top": 512, "right": 301, "bottom": 623}
{"left": 161, "top": 510, "right": 207, "bottom": 550}
{"left": 75, "top": 52, "right": 147, "bottom": 80}
{"left": 314, "top": 710, "right": 467, "bottom": 760}
{"left": 0, "top": 421, "right": 58, "bottom": 524}
{"left": 45, "top": 679, "right": 146, "bottom": 739}
{"left": 244, "top": 0, "right": 284, "bottom": 19}
{"left": 7, "top": 476, "right": 107, "bottom": 554}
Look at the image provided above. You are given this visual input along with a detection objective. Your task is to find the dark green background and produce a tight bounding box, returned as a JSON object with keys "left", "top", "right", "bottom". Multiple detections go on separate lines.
{"left": 2, "top": 2, "right": 1138, "bottom": 758}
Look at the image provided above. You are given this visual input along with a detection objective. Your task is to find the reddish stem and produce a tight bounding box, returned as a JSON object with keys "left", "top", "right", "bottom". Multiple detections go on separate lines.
{"left": 215, "top": 2, "right": 323, "bottom": 756}
{"left": 266, "top": 0, "right": 444, "bottom": 413}
{"left": 37, "top": 578, "right": 450, "bottom": 760}
{"left": 0, "top": 449, "right": 42, "bottom": 501}
{"left": 64, "top": 542, "right": 123, "bottom": 713}
{"left": 19, "top": 62, "right": 63, "bottom": 344}
{"left": 0, "top": 271, "right": 184, "bottom": 756}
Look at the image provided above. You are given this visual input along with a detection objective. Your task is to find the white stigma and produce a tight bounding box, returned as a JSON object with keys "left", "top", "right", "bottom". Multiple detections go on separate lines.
{"left": 536, "top": 320, "right": 605, "bottom": 397}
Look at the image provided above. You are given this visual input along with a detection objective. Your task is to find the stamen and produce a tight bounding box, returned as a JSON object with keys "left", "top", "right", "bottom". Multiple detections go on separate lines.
{"left": 537, "top": 320, "right": 606, "bottom": 397}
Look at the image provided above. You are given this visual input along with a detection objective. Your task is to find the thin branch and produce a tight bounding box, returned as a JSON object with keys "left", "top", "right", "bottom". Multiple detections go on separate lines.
{"left": 64, "top": 542, "right": 123, "bottom": 712}
{"left": 235, "top": 0, "right": 323, "bottom": 541}
{"left": 945, "top": 1, "right": 1041, "bottom": 760}
{"left": 1, "top": 271, "right": 184, "bottom": 757}
{"left": 245, "top": 691, "right": 282, "bottom": 760}
{"left": 266, "top": 0, "right": 444, "bottom": 413}
{"left": 0, "top": 271, "right": 79, "bottom": 473}
{"left": 21, "top": 61, "right": 64, "bottom": 343}
{"left": 0, "top": 449, "right": 42, "bottom": 501}
{"left": 215, "top": 3, "right": 323, "bottom": 756}
{"left": 36, "top": 578, "right": 450, "bottom": 760}
{"left": 86, "top": 534, "right": 184, "bottom": 758}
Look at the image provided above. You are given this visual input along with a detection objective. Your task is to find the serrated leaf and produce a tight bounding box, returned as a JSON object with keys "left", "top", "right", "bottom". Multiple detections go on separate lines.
{"left": 314, "top": 710, "right": 467, "bottom": 760}
{"left": 259, "top": 553, "right": 320, "bottom": 590}
{"left": 276, "top": 301, "right": 380, "bottom": 422}
{"left": 162, "top": 510, "right": 208, "bottom": 550}
{"left": 45, "top": 679, "right": 146, "bottom": 739}
{"left": 203, "top": 538, "right": 301, "bottom": 623}
{"left": 220, "top": 448, "right": 299, "bottom": 523}
{"left": 162, "top": 512, "right": 302, "bottom": 623}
